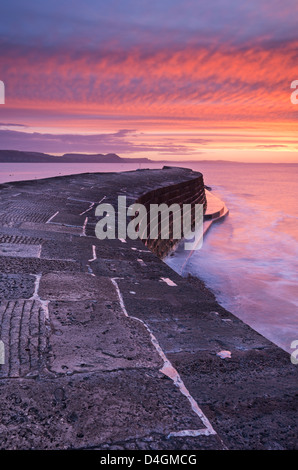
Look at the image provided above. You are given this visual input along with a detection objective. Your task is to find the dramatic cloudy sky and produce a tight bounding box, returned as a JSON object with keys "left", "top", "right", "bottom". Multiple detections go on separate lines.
{"left": 0, "top": 0, "right": 297, "bottom": 161}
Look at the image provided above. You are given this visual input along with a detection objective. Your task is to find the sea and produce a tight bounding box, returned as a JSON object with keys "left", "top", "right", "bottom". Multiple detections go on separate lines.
{"left": 0, "top": 161, "right": 297, "bottom": 353}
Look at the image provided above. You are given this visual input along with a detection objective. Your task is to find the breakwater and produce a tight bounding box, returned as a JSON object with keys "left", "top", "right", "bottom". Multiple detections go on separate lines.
{"left": 135, "top": 167, "right": 207, "bottom": 258}
{"left": 0, "top": 167, "right": 297, "bottom": 450}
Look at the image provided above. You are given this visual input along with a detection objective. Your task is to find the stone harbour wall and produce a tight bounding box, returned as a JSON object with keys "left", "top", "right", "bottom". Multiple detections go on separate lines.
{"left": 135, "top": 169, "right": 207, "bottom": 258}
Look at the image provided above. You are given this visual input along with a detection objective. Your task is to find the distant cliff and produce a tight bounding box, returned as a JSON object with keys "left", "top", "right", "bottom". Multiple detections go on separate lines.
{"left": 0, "top": 150, "right": 152, "bottom": 164}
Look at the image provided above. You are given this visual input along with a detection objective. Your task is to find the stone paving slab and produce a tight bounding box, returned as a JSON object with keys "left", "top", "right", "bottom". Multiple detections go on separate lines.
{"left": 39, "top": 273, "right": 117, "bottom": 302}
{"left": 49, "top": 212, "right": 87, "bottom": 227}
{"left": 0, "top": 299, "right": 48, "bottom": 378}
{"left": 40, "top": 237, "right": 97, "bottom": 262}
{"left": 0, "top": 243, "right": 41, "bottom": 258}
{"left": 167, "top": 347, "right": 298, "bottom": 450}
{"left": 0, "top": 273, "right": 36, "bottom": 300}
{"left": 0, "top": 370, "right": 211, "bottom": 450}
{"left": 0, "top": 257, "right": 81, "bottom": 275}
{"left": 47, "top": 300, "right": 162, "bottom": 374}
{"left": 0, "top": 232, "right": 44, "bottom": 245}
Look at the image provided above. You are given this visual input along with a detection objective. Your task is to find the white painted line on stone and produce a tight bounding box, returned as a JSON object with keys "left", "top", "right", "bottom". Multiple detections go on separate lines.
{"left": 168, "top": 429, "right": 211, "bottom": 438}
{"left": 98, "top": 196, "right": 107, "bottom": 204}
{"left": 217, "top": 350, "right": 232, "bottom": 359}
{"left": 81, "top": 217, "right": 88, "bottom": 237}
{"left": 137, "top": 258, "right": 147, "bottom": 267}
{"left": 31, "top": 274, "right": 41, "bottom": 300}
{"left": 88, "top": 245, "right": 97, "bottom": 262}
{"left": 87, "top": 264, "right": 96, "bottom": 276}
{"left": 111, "top": 279, "right": 129, "bottom": 316}
{"left": 111, "top": 277, "right": 217, "bottom": 438}
{"left": 30, "top": 274, "right": 49, "bottom": 320}
{"left": 0, "top": 340, "right": 4, "bottom": 365}
{"left": 160, "top": 277, "right": 177, "bottom": 287}
{"left": 46, "top": 211, "right": 59, "bottom": 224}
{"left": 131, "top": 247, "right": 151, "bottom": 253}
{"left": 67, "top": 197, "right": 94, "bottom": 203}
{"left": 79, "top": 196, "right": 106, "bottom": 216}
{"left": 80, "top": 202, "right": 95, "bottom": 216}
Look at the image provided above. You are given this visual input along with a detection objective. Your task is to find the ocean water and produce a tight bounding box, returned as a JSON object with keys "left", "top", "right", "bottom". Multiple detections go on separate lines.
{"left": 167, "top": 162, "right": 298, "bottom": 354}
{"left": 0, "top": 161, "right": 297, "bottom": 353}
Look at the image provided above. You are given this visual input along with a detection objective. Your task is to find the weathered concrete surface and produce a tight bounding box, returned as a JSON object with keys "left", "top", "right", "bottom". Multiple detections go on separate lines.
{"left": 0, "top": 168, "right": 297, "bottom": 450}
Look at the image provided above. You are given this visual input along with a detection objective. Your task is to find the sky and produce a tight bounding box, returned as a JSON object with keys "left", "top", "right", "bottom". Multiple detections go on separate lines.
{"left": 0, "top": 0, "right": 297, "bottom": 162}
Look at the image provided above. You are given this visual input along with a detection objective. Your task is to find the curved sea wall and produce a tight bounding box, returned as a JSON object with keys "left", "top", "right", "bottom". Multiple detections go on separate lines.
{"left": 135, "top": 168, "right": 207, "bottom": 258}
{"left": 0, "top": 168, "right": 296, "bottom": 450}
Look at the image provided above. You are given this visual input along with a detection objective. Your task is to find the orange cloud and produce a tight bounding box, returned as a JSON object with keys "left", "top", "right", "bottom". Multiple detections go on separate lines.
{"left": 1, "top": 40, "right": 297, "bottom": 161}
{"left": 1, "top": 41, "right": 297, "bottom": 119}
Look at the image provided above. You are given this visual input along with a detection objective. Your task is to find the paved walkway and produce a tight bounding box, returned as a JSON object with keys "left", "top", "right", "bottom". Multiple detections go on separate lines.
{"left": 0, "top": 168, "right": 297, "bottom": 450}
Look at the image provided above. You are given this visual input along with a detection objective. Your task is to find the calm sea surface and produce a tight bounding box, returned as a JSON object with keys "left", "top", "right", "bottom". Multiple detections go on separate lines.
{"left": 1, "top": 161, "right": 297, "bottom": 353}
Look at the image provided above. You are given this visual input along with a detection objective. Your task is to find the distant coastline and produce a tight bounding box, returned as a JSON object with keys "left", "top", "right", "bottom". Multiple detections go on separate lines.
{"left": 0, "top": 149, "right": 151, "bottom": 164}
{"left": 1, "top": 149, "right": 297, "bottom": 165}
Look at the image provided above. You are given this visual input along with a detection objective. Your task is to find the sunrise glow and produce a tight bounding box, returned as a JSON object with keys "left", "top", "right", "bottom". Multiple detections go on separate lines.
{"left": 0, "top": 1, "right": 297, "bottom": 162}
